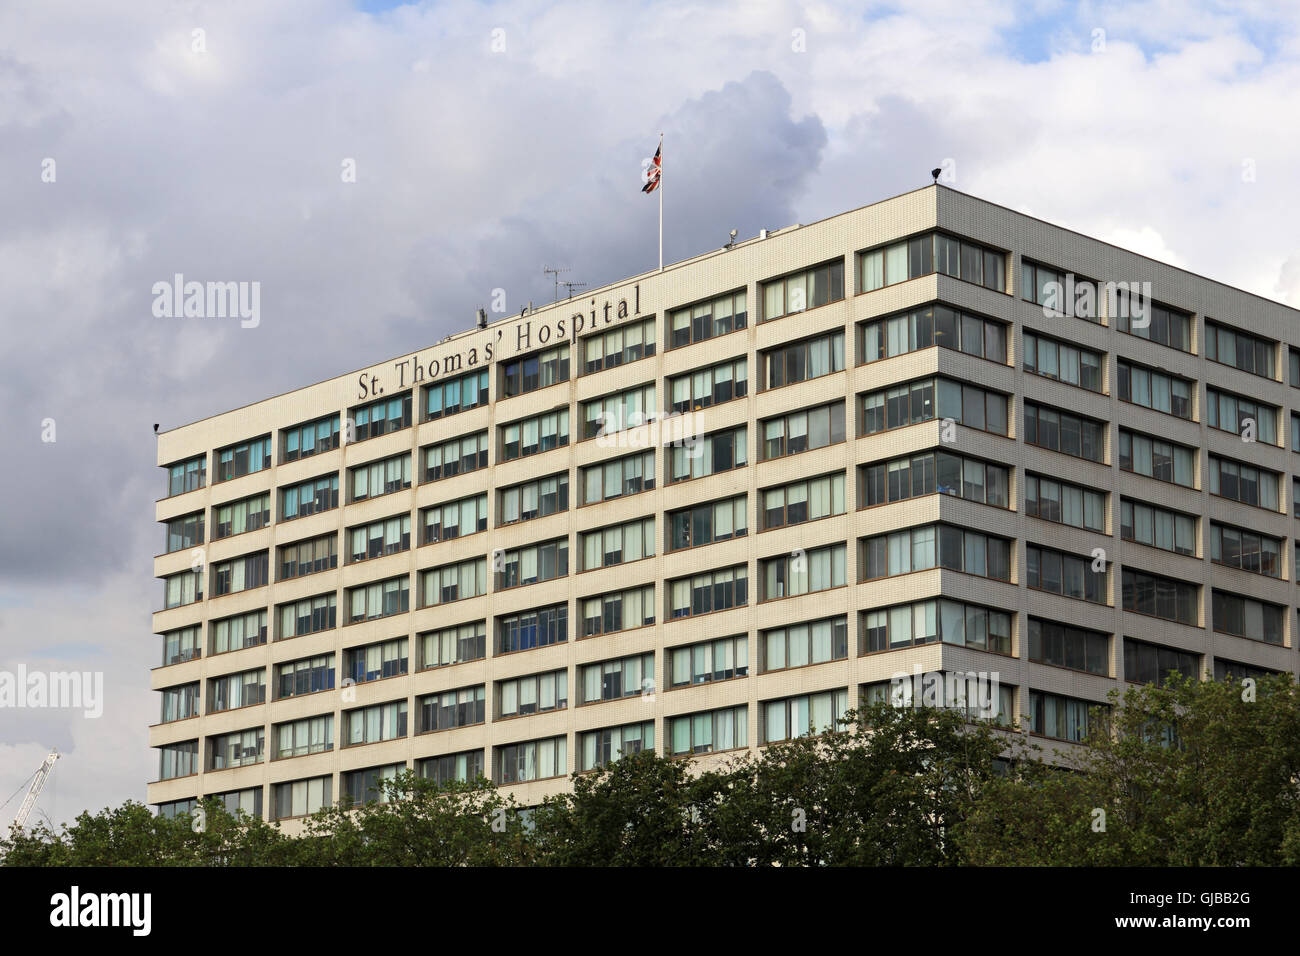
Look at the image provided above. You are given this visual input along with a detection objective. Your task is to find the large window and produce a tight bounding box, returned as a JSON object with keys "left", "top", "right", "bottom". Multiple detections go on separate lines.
{"left": 582, "top": 383, "right": 656, "bottom": 439}
{"left": 274, "top": 716, "right": 334, "bottom": 759}
{"left": 762, "top": 617, "right": 847, "bottom": 671}
{"left": 1025, "top": 402, "right": 1105, "bottom": 462}
{"left": 1205, "top": 321, "right": 1276, "bottom": 379}
{"left": 860, "top": 232, "right": 1006, "bottom": 293}
{"left": 1026, "top": 545, "right": 1107, "bottom": 604}
{"left": 1212, "top": 591, "right": 1284, "bottom": 644}
{"left": 344, "top": 701, "right": 408, "bottom": 746}
{"left": 163, "top": 625, "right": 201, "bottom": 666}
{"left": 500, "top": 409, "right": 569, "bottom": 462}
{"left": 762, "top": 258, "right": 845, "bottom": 320}
{"left": 211, "top": 610, "right": 267, "bottom": 654}
{"left": 498, "top": 475, "right": 567, "bottom": 526}
{"left": 166, "top": 456, "right": 206, "bottom": 497}
{"left": 582, "top": 585, "right": 655, "bottom": 637}
{"left": 214, "top": 493, "right": 270, "bottom": 539}
{"left": 669, "top": 289, "right": 747, "bottom": 349}
{"left": 344, "top": 638, "right": 407, "bottom": 684}
{"left": 349, "top": 392, "right": 413, "bottom": 443}
{"left": 273, "top": 777, "right": 331, "bottom": 820}
{"left": 160, "top": 683, "right": 199, "bottom": 723}
{"left": 1029, "top": 619, "right": 1108, "bottom": 675}
{"left": 668, "top": 706, "right": 748, "bottom": 755}
{"left": 210, "top": 729, "right": 264, "bottom": 770}
{"left": 668, "top": 426, "right": 745, "bottom": 483}
{"left": 1120, "top": 499, "right": 1196, "bottom": 555}
{"left": 1029, "top": 691, "right": 1103, "bottom": 743}
{"left": 283, "top": 414, "right": 340, "bottom": 462}
{"left": 861, "top": 379, "right": 1007, "bottom": 437}
{"left": 761, "top": 401, "right": 846, "bottom": 459}
{"left": 1024, "top": 332, "right": 1104, "bottom": 392}
{"left": 668, "top": 496, "right": 747, "bottom": 551}
{"left": 495, "top": 539, "right": 568, "bottom": 590}
{"left": 421, "top": 495, "right": 487, "bottom": 544}
{"left": 582, "top": 449, "right": 655, "bottom": 502}
{"left": 501, "top": 344, "right": 570, "bottom": 397}
{"left": 343, "top": 765, "right": 403, "bottom": 806}
{"left": 1125, "top": 639, "right": 1199, "bottom": 686}
{"left": 761, "top": 331, "right": 844, "bottom": 389}
{"left": 1214, "top": 658, "right": 1280, "bottom": 682}
{"left": 420, "top": 621, "right": 486, "bottom": 670}
{"left": 763, "top": 689, "right": 849, "bottom": 743}
{"left": 497, "top": 671, "right": 567, "bottom": 719}
{"left": 579, "top": 723, "right": 655, "bottom": 771}
{"left": 423, "top": 431, "right": 489, "bottom": 481}
{"left": 424, "top": 368, "right": 489, "bottom": 421}
{"left": 761, "top": 543, "right": 846, "bottom": 600}
{"left": 1209, "top": 454, "right": 1278, "bottom": 509}
{"left": 864, "top": 677, "right": 1015, "bottom": 726}
{"left": 860, "top": 304, "right": 1007, "bottom": 364}
{"left": 275, "top": 655, "right": 334, "bottom": 700}
{"left": 496, "top": 737, "right": 567, "bottom": 784}
{"left": 580, "top": 653, "right": 654, "bottom": 703}
{"left": 579, "top": 517, "right": 655, "bottom": 570}
{"left": 165, "top": 512, "right": 204, "bottom": 554}
{"left": 212, "top": 551, "right": 267, "bottom": 597}
{"left": 163, "top": 569, "right": 203, "bottom": 609}
{"left": 420, "top": 686, "right": 486, "bottom": 731}
{"left": 860, "top": 525, "right": 1010, "bottom": 582}
{"left": 583, "top": 317, "right": 656, "bottom": 373}
{"left": 1117, "top": 360, "right": 1192, "bottom": 418}
{"left": 668, "top": 566, "right": 748, "bottom": 619}
{"left": 669, "top": 356, "right": 748, "bottom": 411}
{"left": 350, "top": 453, "right": 411, "bottom": 503}
{"left": 278, "top": 534, "right": 337, "bottom": 581}
{"left": 277, "top": 593, "right": 336, "bottom": 640}
{"left": 419, "top": 750, "right": 485, "bottom": 787}
{"left": 1210, "top": 522, "right": 1281, "bottom": 577}
{"left": 497, "top": 604, "right": 568, "bottom": 653}
{"left": 1119, "top": 429, "right": 1194, "bottom": 487}
{"left": 669, "top": 635, "right": 747, "bottom": 687}
{"left": 860, "top": 598, "right": 1011, "bottom": 655}
{"left": 1207, "top": 388, "right": 1278, "bottom": 444}
{"left": 208, "top": 668, "right": 265, "bottom": 713}
{"left": 1112, "top": 291, "right": 1191, "bottom": 352}
{"left": 762, "top": 473, "right": 845, "bottom": 529}
{"left": 347, "top": 575, "right": 410, "bottom": 622}
{"left": 215, "top": 435, "right": 271, "bottom": 483}
{"left": 860, "top": 452, "right": 1008, "bottom": 510}
{"left": 1021, "top": 259, "right": 1100, "bottom": 321}
{"left": 280, "top": 474, "right": 339, "bottom": 521}
{"left": 159, "top": 741, "right": 198, "bottom": 780}
{"left": 1025, "top": 474, "right": 1104, "bottom": 531}
{"left": 420, "top": 559, "right": 486, "bottom": 607}
{"left": 349, "top": 514, "right": 411, "bottom": 563}
{"left": 1122, "top": 569, "right": 1198, "bottom": 626}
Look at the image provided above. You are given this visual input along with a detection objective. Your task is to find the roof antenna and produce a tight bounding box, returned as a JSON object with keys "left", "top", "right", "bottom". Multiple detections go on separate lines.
{"left": 931, "top": 167, "right": 942, "bottom": 184}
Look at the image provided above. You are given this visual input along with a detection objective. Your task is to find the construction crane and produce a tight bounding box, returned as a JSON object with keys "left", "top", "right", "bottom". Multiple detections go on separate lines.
{"left": 12, "top": 751, "right": 59, "bottom": 831}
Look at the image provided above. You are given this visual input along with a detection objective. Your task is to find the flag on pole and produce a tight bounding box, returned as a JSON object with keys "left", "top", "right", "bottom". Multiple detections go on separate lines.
{"left": 641, "top": 142, "right": 661, "bottom": 194}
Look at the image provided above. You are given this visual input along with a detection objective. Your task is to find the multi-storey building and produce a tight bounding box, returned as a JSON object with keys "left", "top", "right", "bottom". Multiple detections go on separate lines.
{"left": 149, "top": 183, "right": 1300, "bottom": 824}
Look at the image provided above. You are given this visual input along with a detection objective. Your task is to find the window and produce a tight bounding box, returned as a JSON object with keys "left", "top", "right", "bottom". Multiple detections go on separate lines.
{"left": 419, "top": 750, "right": 485, "bottom": 787}
{"left": 1207, "top": 388, "right": 1278, "bottom": 444}
{"left": 1029, "top": 691, "right": 1103, "bottom": 743}
{"left": 669, "top": 289, "right": 747, "bottom": 349}
{"left": 1119, "top": 429, "right": 1195, "bottom": 487}
{"left": 761, "top": 401, "right": 846, "bottom": 459}
{"left": 273, "top": 777, "right": 332, "bottom": 819}
{"left": 209, "top": 729, "right": 264, "bottom": 770}
{"left": 762, "top": 617, "right": 847, "bottom": 671}
{"left": 349, "top": 514, "right": 412, "bottom": 562}
{"left": 859, "top": 304, "right": 1008, "bottom": 364}
{"left": 865, "top": 677, "right": 1015, "bottom": 725}
{"left": 582, "top": 383, "right": 656, "bottom": 439}
{"left": 496, "top": 737, "right": 567, "bottom": 783}
{"left": 419, "top": 559, "right": 485, "bottom": 607}
{"left": 582, "top": 584, "right": 655, "bottom": 637}
{"left": 343, "top": 764, "right": 403, "bottom": 806}
{"left": 278, "top": 534, "right": 337, "bottom": 581}
{"left": 495, "top": 539, "right": 568, "bottom": 590}
{"left": 861, "top": 378, "right": 1008, "bottom": 437}
{"left": 761, "top": 543, "right": 846, "bottom": 600}
{"left": 500, "top": 409, "right": 569, "bottom": 462}
{"left": 762, "top": 258, "right": 845, "bottom": 321}
{"left": 162, "top": 625, "right": 201, "bottom": 666}
{"left": 212, "top": 551, "right": 269, "bottom": 597}
{"left": 859, "top": 233, "right": 1006, "bottom": 293}
{"left": 343, "top": 638, "right": 408, "bottom": 684}
{"left": 1211, "top": 591, "right": 1284, "bottom": 644}
{"left": 420, "top": 621, "right": 486, "bottom": 670}
{"left": 1124, "top": 639, "right": 1199, "bottom": 686}
{"left": 1027, "top": 545, "right": 1108, "bottom": 604}
{"left": 669, "top": 635, "right": 747, "bottom": 687}
{"left": 215, "top": 435, "right": 271, "bottom": 483}
{"left": 761, "top": 473, "right": 845, "bottom": 529}
{"left": 349, "top": 392, "right": 413, "bottom": 442}
{"left": 424, "top": 368, "right": 489, "bottom": 420}
{"left": 163, "top": 569, "right": 203, "bottom": 609}
{"left": 498, "top": 475, "right": 567, "bottom": 526}
{"left": 1214, "top": 658, "right": 1280, "bottom": 682}
{"left": 1021, "top": 260, "right": 1101, "bottom": 321}
{"left": 581, "top": 653, "right": 655, "bottom": 703}
{"left": 421, "top": 494, "right": 487, "bottom": 543}
{"left": 668, "top": 706, "right": 747, "bottom": 755}
{"left": 350, "top": 453, "right": 412, "bottom": 502}
{"left": 160, "top": 683, "right": 199, "bottom": 723}
{"left": 275, "top": 655, "right": 335, "bottom": 700}
{"left": 347, "top": 575, "right": 411, "bottom": 622}
{"left": 763, "top": 689, "right": 849, "bottom": 743}
{"left": 583, "top": 317, "right": 657, "bottom": 373}
{"left": 156, "top": 799, "right": 197, "bottom": 820}
{"left": 497, "top": 670, "right": 567, "bottom": 718}
{"left": 1122, "top": 569, "right": 1198, "bottom": 626}
{"left": 1205, "top": 321, "right": 1276, "bottom": 379}
{"left": 762, "top": 331, "right": 845, "bottom": 389}
{"left": 579, "top": 723, "right": 655, "bottom": 771}
{"left": 1209, "top": 454, "right": 1278, "bottom": 509}
{"left": 159, "top": 741, "right": 198, "bottom": 780}
{"left": 860, "top": 452, "right": 1008, "bottom": 510}
{"left": 1210, "top": 523, "right": 1281, "bottom": 577}
{"left": 210, "top": 610, "right": 266, "bottom": 655}
{"left": 1293, "top": 477, "right": 1300, "bottom": 517}
{"left": 583, "top": 449, "right": 655, "bottom": 501}
{"left": 276, "top": 593, "right": 336, "bottom": 640}
{"left": 420, "top": 685, "right": 486, "bottom": 731}
{"left": 668, "top": 426, "right": 745, "bottom": 483}
{"left": 344, "top": 701, "right": 408, "bottom": 746}
{"left": 1029, "top": 619, "right": 1108, "bottom": 675}
{"left": 208, "top": 668, "right": 265, "bottom": 712}
{"left": 165, "top": 513, "right": 204, "bottom": 553}
{"left": 668, "top": 495, "right": 747, "bottom": 551}
{"left": 668, "top": 566, "right": 748, "bottom": 619}
{"left": 1025, "top": 474, "right": 1105, "bottom": 531}
{"left": 273, "top": 716, "right": 333, "bottom": 759}
{"left": 424, "top": 431, "right": 489, "bottom": 481}
{"left": 501, "top": 344, "right": 570, "bottom": 397}
{"left": 166, "top": 456, "right": 206, "bottom": 497}
{"left": 860, "top": 525, "right": 1010, "bottom": 582}
{"left": 214, "top": 493, "right": 270, "bottom": 539}
{"left": 1112, "top": 291, "right": 1192, "bottom": 352}
{"left": 280, "top": 474, "right": 339, "bottom": 520}
{"left": 1291, "top": 347, "right": 1300, "bottom": 387}
{"left": 1116, "top": 360, "right": 1193, "bottom": 417}
{"left": 1024, "top": 402, "right": 1106, "bottom": 462}
{"left": 861, "top": 599, "right": 1011, "bottom": 655}
{"left": 282, "top": 414, "right": 340, "bottom": 462}
{"left": 497, "top": 604, "right": 568, "bottom": 653}
{"left": 580, "top": 517, "right": 655, "bottom": 570}
{"left": 669, "top": 356, "right": 748, "bottom": 411}
{"left": 1120, "top": 499, "right": 1196, "bottom": 555}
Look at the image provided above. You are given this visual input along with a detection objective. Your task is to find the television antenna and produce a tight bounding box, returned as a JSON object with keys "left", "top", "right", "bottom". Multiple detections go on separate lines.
{"left": 561, "top": 280, "right": 587, "bottom": 299}
{"left": 543, "top": 265, "right": 570, "bottom": 304}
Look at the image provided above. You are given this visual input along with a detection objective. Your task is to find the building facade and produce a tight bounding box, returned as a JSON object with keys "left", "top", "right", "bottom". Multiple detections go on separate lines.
{"left": 149, "top": 184, "right": 1300, "bottom": 824}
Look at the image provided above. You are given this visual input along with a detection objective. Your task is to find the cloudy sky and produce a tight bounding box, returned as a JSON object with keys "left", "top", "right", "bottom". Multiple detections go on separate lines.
{"left": 2, "top": 0, "right": 1299, "bottom": 828}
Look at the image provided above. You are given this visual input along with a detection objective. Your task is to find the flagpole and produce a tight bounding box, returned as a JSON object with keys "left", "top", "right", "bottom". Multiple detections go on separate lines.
{"left": 658, "top": 132, "right": 663, "bottom": 272}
